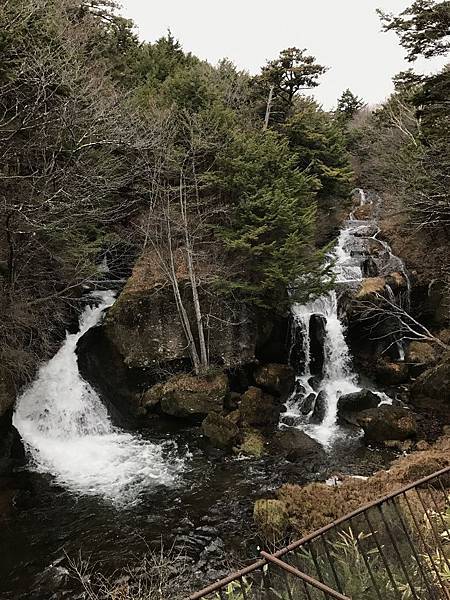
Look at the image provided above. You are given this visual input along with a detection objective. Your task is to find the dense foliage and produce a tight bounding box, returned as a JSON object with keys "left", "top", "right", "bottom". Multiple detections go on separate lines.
{"left": 0, "top": 0, "right": 353, "bottom": 379}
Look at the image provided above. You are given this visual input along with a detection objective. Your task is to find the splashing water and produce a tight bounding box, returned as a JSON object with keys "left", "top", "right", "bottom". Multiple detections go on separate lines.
{"left": 286, "top": 190, "right": 399, "bottom": 446}
{"left": 13, "top": 291, "right": 184, "bottom": 505}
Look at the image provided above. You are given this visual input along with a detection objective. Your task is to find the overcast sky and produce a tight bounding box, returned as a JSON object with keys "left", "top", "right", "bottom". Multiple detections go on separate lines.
{"left": 119, "top": 0, "right": 448, "bottom": 109}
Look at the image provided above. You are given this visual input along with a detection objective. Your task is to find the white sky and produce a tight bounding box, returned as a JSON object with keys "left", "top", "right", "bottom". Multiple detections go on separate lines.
{"left": 119, "top": 0, "right": 448, "bottom": 109}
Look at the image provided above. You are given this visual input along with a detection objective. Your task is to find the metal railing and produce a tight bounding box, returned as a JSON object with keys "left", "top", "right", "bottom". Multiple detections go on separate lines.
{"left": 188, "top": 465, "right": 450, "bottom": 599}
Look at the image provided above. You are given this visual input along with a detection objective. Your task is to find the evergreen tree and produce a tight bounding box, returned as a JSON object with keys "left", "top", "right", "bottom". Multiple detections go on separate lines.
{"left": 378, "top": 0, "right": 450, "bottom": 61}
{"left": 336, "top": 89, "right": 365, "bottom": 122}
{"left": 209, "top": 130, "right": 329, "bottom": 310}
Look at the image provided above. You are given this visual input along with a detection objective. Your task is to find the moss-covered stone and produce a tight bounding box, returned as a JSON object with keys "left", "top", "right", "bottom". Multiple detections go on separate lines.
{"left": 356, "top": 406, "right": 418, "bottom": 442}
{"left": 237, "top": 429, "right": 267, "bottom": 457}
{"left": 202, "top": 412, "right": 239, "bottom": 449}
{"left": 239, "top": 386, "right": 281, "bottom": 428}
{"left": 160, "top": 373, "right": 229, "bottom": 419}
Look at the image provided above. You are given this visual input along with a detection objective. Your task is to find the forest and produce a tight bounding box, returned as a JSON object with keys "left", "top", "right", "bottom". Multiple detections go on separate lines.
{"left": 0, "top": 0, "right": 449, "bottom": 599}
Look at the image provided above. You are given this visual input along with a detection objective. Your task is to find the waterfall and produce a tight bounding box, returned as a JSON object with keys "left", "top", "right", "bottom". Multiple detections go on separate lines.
{"left": 285, "top": 189, "right": 398, "bottom": 446}
{"left": 13, "top": 291, "right": 183, "bottom": 505}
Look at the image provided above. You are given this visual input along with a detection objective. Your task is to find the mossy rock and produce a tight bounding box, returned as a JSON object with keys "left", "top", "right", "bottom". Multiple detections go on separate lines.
{"left": 237, "top": 429, "right": 267, "bottom": 457}
{"left": 202, "top": 412, "right": 239, "bottom": 449}
{"left": 240, "top": 386, "right": 281, "bottom": 428}
{"left": 160, "top": 372, "right": 229, "bottom": 418}
{"left": 253, "top": 499, "right": 289, "bottom": 540}
{"left": 356, "top": 406, "right": 418, "bottom": 442}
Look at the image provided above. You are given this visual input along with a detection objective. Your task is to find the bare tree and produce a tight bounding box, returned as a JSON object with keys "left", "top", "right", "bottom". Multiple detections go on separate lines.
{"left": 355, "top": 292, "right": 449, "bottom": 353}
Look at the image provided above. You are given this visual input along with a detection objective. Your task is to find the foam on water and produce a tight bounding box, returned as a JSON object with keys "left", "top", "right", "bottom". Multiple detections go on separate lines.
{"left": 285, "top": 189, "right": 402, "bottom": 446}
{"left": 13, "top": 291, "right": 184, "bottom": 505}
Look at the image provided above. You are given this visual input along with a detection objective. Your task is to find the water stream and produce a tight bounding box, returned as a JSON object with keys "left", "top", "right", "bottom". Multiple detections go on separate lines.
{"left": 13, "top": 291, "right": 184, "bottom": 506}
{"left": 284, "top": 190, "right": 408, "bottom": 445}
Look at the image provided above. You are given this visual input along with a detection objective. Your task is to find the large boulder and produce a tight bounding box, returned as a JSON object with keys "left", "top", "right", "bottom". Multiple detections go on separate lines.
{"left": 356, "top": 406, "right": 418, "bottom": 442}
{"left": 406, "top": 341, "right": 437, "bottom": 368}
{"left": 271, "top": 428, "right": 324, "bottom": 462}
{"left": 254, "top": 363, "right": 295, "bottom": 400}
{"left": 240, "top": 387, "right": 281, "bottom": 428}
{"left": 374, "top": 358, "right": 409, "bottom": 385}
{"left": 253, "top": 499, "right": 289, "bottom": 540}
{"left": 202, "top": 413, "right": 239, "bottom": 449}
{"left": 337, "top": 389, "right": 380, "bottom": 420}
{"left": 300, "top": 393, "right": 316, "bottom": 416}
{"left": 411, "top": 352, "right": 450, "bottom": 406}
{"left": 159, "top": 373, "right": 229, "bottom": 419}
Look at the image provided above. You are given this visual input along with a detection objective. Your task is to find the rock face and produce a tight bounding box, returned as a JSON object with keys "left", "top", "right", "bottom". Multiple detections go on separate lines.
{"left": 104, "top": 253, "right": 257, "bottom": 371}
{"left": 356, "top": 406, "right": 418, "bottom": 442}
{"left": 0, "top": 371, "right": 22, "bottom": 475}
{"left": 411, "top": 352, "right": 450, "bottom": 406}
{"left": 254, "top": 363, "right": 295, "bottom": 400}
{"left": 240, "top": 387, "right": 281, "bottom": 428}
{"left": 337, "top": 390, "right": 380, "bottom": 419}
{"left": 202, "top": 413, "right": 239, "bottom": 449}
{"left": 158, "top": 373, "right": 229, "bottom": 419}
{"left": 309, "top": 315, "right": 327, "bottom": 376}
{"left": 271, "top": 428, "right": 324, "bottom": 462}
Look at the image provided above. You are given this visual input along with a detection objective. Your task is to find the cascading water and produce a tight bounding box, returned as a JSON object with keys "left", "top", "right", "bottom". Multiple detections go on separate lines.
{"left": 13, "top": 291, "right": 183, "bottom": 505}
{"left": 285, "top": 189, "right": 400, "bottom": 446}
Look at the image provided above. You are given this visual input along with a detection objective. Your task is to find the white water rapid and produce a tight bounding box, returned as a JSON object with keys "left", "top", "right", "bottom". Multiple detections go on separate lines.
{"left": 13, "top": 291, "right": 183, "bottom": 505}
{"left": 285, "top": 190, "right": 400, "bottom": 446}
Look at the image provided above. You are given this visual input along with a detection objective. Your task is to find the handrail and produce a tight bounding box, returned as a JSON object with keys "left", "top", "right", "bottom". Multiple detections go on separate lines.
{"left": 188, "top": 464, "right": 450, "bottom": 599}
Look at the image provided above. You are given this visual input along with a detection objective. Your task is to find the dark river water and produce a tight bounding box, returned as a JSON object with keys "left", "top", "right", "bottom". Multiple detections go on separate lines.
{"left": 0, "top": 419, "right": 393, "bottom": 600}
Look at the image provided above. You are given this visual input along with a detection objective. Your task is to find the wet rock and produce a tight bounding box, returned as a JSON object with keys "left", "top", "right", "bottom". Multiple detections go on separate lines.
{"left": 0, "top": 372, "right": 22, "bottom": 475}
{"left": 405, "top": 341, "right": 437, "bottom": 368}
{"left": 202, "top": 413, "right": 239, "bottom": 449}
{"left": 141, "top": 383, "right": 164, "bottom": 412}
{"left": 300, "top": 393, "right": 316, "bottom": 415}
{"left": 160, "top": 373, "right": 229, "bottom": 419}
{"left": 254, "top": 363, "right": 295, "bottom": 400}
{"left": 374, "top": 359, "right": 409, "bottom": 385}
{"left": 271, "top": 428, "right": 324, "bottom": 462}
{"left": 356, "top": 406, "right": 418, "bottom": 442}
{"left": 337, "top": 389, "right": 380, "bottom": 421}
{"left": 361, "top": 257, "right": 379, "bottom": 278}
{"left": 353, "top": 204, "right": 373, "bottom": 220}
{"left": 308, "top": 375, "right": 322, "bottom": 391}
{"left": 240, "top": 387, "right": 281, "bottom": 428}
{"left": 309, "top": 315, "right": 327, "bottom": 376}
{"left": 310, "top": 391, "right": 326, "bottom": 424}
{"left": 253, "top": 499, "right": 289, "bottom": 540}
{"left": 237, "top": 428, "right": 267, "bottom": 457}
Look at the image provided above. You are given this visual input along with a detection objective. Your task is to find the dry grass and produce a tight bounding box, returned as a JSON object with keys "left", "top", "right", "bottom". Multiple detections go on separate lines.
{"left": 66, "top": 542, "right": 191, "bottom": 600}
{"left": 277, "top": 434, "right": 450, "bottom": 536}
